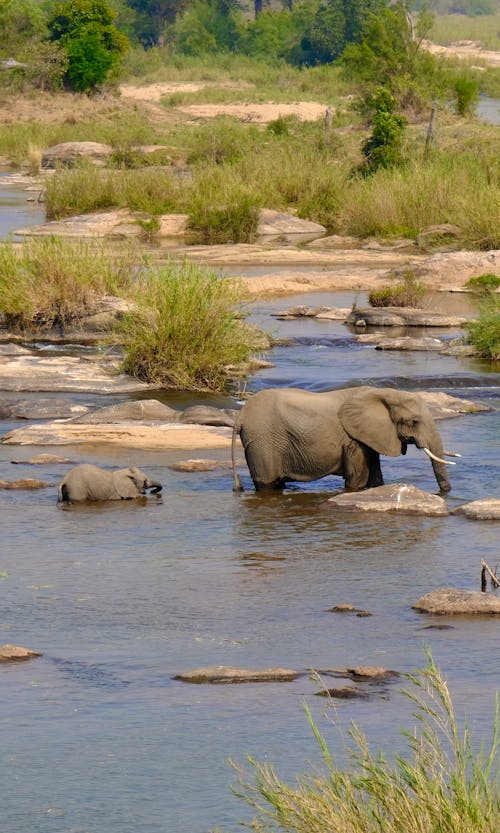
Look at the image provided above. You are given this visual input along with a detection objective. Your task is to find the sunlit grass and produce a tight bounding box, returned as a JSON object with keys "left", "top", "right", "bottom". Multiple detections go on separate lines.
{"left": 233, "top": 649, "right": 500, "bottom": 833}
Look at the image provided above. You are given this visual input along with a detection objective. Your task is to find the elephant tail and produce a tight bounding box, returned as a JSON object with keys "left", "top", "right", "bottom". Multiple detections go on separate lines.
{"left": 58, "top": 482, "right": 69, "bottom": 503}
{"left": 231, "top": 415, "right": 244, "bottom": 492}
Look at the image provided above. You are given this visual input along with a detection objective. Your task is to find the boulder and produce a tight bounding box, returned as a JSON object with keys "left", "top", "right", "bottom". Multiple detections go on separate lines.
{"left": 325, "top": 484, "right": 449, "bottom": 516}
{"left": 0, "top": 398, "right": 89, "bottom": 420}
{"left": 409, "top": 250, "right": 500, "bottom": 289}
{"left": 453, "top": 499, "right": 500, "bottom": 520}
{"left": 72, "top": 400, "right": 180, "bottom": 424}
{"left": 413, "top": 588, "right": 500, "bottom": 615}
{"left": 42, "top": 141, "right": 113, "bottom": 168}
{"left": 307, "top": 234, "right": 361, "bottom": 249}
{"left": 174, "top": 665, "right": 299, "bottom": 683}
{"left": 179, "top": 405, "right": 237, "bottom": 427}
{"left": 257, "top": 209, "right": 326, "bottom": 244}
{"left": 0, "top": 644, "right": 42, "bottom": 662}
{"left": 417, "top": 223, "right": 463, "bottom": 251}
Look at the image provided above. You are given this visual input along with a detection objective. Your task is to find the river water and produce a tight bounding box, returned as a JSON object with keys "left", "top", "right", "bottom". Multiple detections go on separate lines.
{"left": 0, "top": 181, "right": 499, "bottom": 833}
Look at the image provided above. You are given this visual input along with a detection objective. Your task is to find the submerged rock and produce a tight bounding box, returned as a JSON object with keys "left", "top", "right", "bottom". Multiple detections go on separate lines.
{"left": 11, "top": 453, "right": 73, "bottom": 465}
{"left": 0, "top": 478, "right": 52, "bottom": 489}
{"left": 325, "top": 484, "right": 448, "bottom": 517}
{"left": 413, "top": 588, "right": 500, "bottom": 615}
{"left": 328, "top": 604, "right": 373, "bottom": 617}
{"left": 0, "top": 644, "right": 42, "bottom": 662}
{"left": 315, "top": 686, "right": 369, "bottom": 699}
{"left": 453, "top": 499, "right": 500, "bottom": 520}
{"left": 375, "top": 336, "right": 444, "bottom": 352}
{"left": 169, "top": 458, "right": 235, "bottom": 472}
{"left": 174, "top": 665, "right": 299, "bottom": 684}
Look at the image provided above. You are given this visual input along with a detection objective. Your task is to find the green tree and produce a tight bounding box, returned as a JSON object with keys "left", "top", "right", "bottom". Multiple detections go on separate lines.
{"left": 174, "top": 0, "right": 243, "bottom": 55}
{"left": 48, "top": 0, "right": 128, "bottom": 90}
{"left": 0, "top": 0, "right": 47, "bottom": 58}
{"left": 361, "top": 86, "right": 407, "bottom": 173}
{"left": 306, "top": 0, "right": 387, "bottom": 64}
{"left": 128, "top": 0, "right": 189, "bottom": 46}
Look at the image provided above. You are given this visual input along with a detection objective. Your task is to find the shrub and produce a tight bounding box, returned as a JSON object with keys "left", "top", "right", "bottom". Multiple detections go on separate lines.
{"left": 466, "top": 295, "right": 500, "bottom": 360}
{"left": 233, "top": 649, "right": 500, "bottom": 833}
{"left": 369, "top": 268, "right": 426, "bottom": 307}
{"left": 465, "top": 273, "right": 500, "bottom": 295}
{"left": 0, "top": 238, "right": 134, "bottom": 332}
{"left": 454, "top": 74, "right": 480, "bottom": 117}
{"left": 361, "top": 88, "right": 407, "bottom": 175}
{"left": 116, "top": 261, "right": 264, "bottom": 392}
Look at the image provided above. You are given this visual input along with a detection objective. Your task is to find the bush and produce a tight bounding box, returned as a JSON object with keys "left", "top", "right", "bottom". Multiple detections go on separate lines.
{"left": 465, "top": 273, "right": 500, "bottom": 295}
{"left": 116, "top": 261, "right": 264, "bottom": 392}
{"left": 233, "top": 649, "right": 500, "bottom": 833}
{"left": 466, "top": 294, "right": 500, "bottom": 360}
{"left": 454, "top": 74, "right": 480, "bottom": 117}
{"left": 0, "top": 238, "right": 134, "bottom": 332}
{"left": 361, "top": 88, "right": 407, "bottom": 174}
{"left": 369, "top": 269, "right": 426, "bottom": 307}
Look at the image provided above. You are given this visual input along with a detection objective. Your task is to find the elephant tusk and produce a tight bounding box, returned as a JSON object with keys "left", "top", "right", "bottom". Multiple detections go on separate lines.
{"left": 443, "top": 449, "right": 462, "bottom": 458}
{"left": 423, "top": 447, "right": 456, "bottom": 466}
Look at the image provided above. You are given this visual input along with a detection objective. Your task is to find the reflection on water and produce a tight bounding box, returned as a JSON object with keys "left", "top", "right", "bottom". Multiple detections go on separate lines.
{"left": 0, "top": 188, "right": 499, "bottom": 832}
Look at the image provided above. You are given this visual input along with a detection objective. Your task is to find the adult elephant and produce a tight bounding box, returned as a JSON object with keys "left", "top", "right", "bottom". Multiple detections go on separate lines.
{"left": 231, "top": 386, "right": 456, "bottom": 493}
{"left": 58, "top": 464, "right": 162, "bottom": 503}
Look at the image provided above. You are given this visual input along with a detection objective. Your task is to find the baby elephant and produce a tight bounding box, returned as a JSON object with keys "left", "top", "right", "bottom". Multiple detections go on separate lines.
{"left": 58, "top": 464, "right": 162, "bottom": 504}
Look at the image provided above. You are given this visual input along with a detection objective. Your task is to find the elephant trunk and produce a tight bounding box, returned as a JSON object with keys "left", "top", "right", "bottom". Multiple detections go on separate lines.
{"left": 420, "top": 427, "right": 451, "bottom": 492}
{"left": 146, "top": 480, "right": 162, "bottom": 494}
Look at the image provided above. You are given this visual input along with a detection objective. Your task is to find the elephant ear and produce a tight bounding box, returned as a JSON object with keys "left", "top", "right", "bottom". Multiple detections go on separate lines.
{"left": 339, "top": 389, "right": 402, "bottom": 457}
{"left": 113, "top": 468, "right": 143, "bottom": 499}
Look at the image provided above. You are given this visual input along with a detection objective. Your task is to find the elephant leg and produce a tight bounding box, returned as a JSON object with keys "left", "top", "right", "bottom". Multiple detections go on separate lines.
{"left": 366, "top": 449, "right": 384, "bottom": 488}
{"left": 342, "top": 441, "right": 371, "bottom": 491}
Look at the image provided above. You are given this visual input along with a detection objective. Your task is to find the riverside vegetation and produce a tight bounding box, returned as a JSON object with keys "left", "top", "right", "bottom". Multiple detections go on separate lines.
{"left": 0, "top": 4, "right": 499, "bottom": 381}
{"left": 232, "top": 650, "right": 500, "bottom": 833}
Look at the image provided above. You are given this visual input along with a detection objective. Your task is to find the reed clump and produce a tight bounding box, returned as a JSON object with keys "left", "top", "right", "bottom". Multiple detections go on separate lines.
{"left": 369, "top": 269, "right": 426, "bottom": 308}
{"left": 116, "top": 261, "right": 264, "bottom": 392}
{"left": 0, "top": 238, "right": 134, "bottom": 332}
{"left": 466, "top": 294, "right": 500, "bottom": 360}
{"left": 233, "top": 650, "right": 499, "bottom": 833}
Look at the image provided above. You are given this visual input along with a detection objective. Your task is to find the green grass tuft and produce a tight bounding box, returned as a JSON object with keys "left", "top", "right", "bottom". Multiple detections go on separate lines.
{"left": 116, "top": 260, "right": 265, "bottom": 392}
{"left": 232, "top": 649, "right": 500, "bottom": 833}
{"left": 466, "top": 294, "right": 500, "bottom": 360}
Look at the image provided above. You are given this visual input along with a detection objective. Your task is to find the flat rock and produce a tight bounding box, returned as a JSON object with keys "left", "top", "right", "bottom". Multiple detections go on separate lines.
{"left": 257, "top": 209, "right": 326, "bottom": 244}
{"left": 0, "top": 354, "right": 157, "bottom": 393}
{"left": 316, "top": 686, "right": 369, "bottom": 699}
{"left": 1, "top": 422, "right": 234, "bottom": 450}
{"left": 417, "top": 223, "right": 463, "bottom": 251}
{"left": 0, "top": 644, "right": 42, "bottom": 662}
{"left": 346, "top": 307, "right": 469, "bottom": 328}
{"left": 375, "top": 336, "right": 444, "bottom": 351}
{"left": 413, "top": 588, "right": 500, "bottom": 615}
{"left": 11, "top": 453, "right": 73, "bottom": 465}
{"left": 453, "top": 499, "right": 500, "bottom": 520}
{"left": 326, "top": 484, "right": 448, "bottom": 516}
{"left": 174, "top": 665, "right": 299, "bottom": 683}
{"left": 0, "top": 478, "right": 52, "bottom": 489}
{"left": 418, "top": 391, "right": 491, "bottom": 419}
{"left": 410, "top": 250, "right": 500, "bottom": 289}
{"left": 179, "top": 405, "right": 237, "bottom": 427}
{"left": 169, "top": 458, "right": 241, "bottom": 472}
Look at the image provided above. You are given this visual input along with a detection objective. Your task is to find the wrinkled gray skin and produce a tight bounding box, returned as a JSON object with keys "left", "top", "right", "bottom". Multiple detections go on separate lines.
{"left": 58, "top": 464, "right": 162, "bottom": 503}
{"left": 232, "top": 386, "right": 451, "bottom": 493}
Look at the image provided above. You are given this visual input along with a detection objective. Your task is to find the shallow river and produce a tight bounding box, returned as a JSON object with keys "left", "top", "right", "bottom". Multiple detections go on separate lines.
{"left": 1, "top": 186, "right": 499, "bottom": 833}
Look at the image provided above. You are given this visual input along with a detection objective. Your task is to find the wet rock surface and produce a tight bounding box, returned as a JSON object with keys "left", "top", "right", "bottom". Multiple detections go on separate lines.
{"left": 453, "top": 499, "right": 500, "bottom": 520}
{"left": 0, "top": 644, "right": 42, "bottom": 662}
{"left": 0, "top": 398, "right": 89, "bottom": 420}
{"left": 325, "top": 484, "right": 449, "bottom": 516}
{"left": 174, "top": 666, "right": 300, "bottom": 683}
{"left": 413, "top": 588, "right": 500, "bottom": 615}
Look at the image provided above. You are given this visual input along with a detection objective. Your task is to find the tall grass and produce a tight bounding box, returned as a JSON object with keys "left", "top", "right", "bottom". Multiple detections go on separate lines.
{"left": 0, "top": 238, "right": 134, "bottom": 332}
{"left": 116, "top": 261, "right": 263, "bottom": 391}
{"left": 233, "top": 650, "right": 499, "bottom": 833}
{"left": 466, "top": 294, "right": 500, "bottom": 359}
